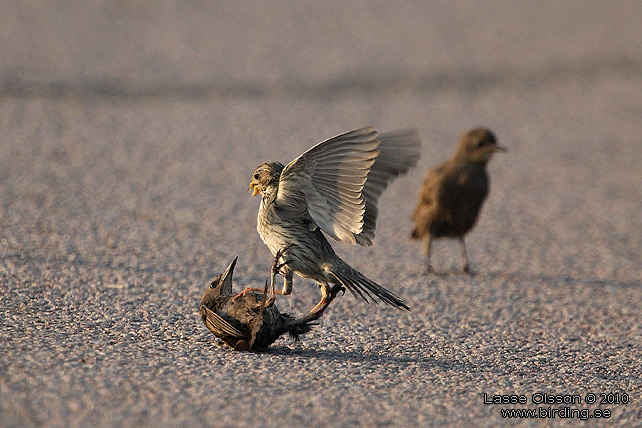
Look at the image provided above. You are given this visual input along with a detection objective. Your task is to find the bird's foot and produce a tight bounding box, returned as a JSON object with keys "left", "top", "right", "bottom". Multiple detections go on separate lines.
{"left": 232, "top": 287, "right": 253, "bottom": 301}
{"left": 272, "top": 244, "right": 295, "bottom": 273}
{"left": 276, "top": 243, "right": 295, "bottom": 257}
{"left": 270, "top": 245, "right": 294, "bottom": 298}
{"left": 328, "top": 284, "right": 346, "bottom": 300}
{"left": 233, "top": 287, "right": 282, "bottom": 302}
{"left": 272, "top": 260, "right": 291, "bottom": 277}
{"left": 249, "top": 296, "right": 275, "bottom": 309}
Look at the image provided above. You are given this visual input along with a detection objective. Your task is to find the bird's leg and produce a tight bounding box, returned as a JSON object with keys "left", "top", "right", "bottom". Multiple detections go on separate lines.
{"left": 232, "top": 274, "right": 292, "bottom": 301}
{"left": 424, "top": 235, "right": 435, "bottom": 275}
{"left": 269, "top": 247, "right": 293, "bottom": 302}
{"left": 279, "top": 262, "right": 292, "bottom": 291}
{"left": 298, "top": 283, "right": 345, "bottom": 323}
{"left": 272, "top": 244, "right": 294, "bottom": 277}
{"left": 459, "top": 237, "right": 473, "bottom": 274}
{"left": 232, "top": 245, "right": 295, "bottom": 302}
{"left": 233, "top": 286, "right": 279, "bottom": 302}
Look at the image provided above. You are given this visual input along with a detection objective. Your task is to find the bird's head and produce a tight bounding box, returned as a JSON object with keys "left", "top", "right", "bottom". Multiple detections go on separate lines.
{"left": 249, "top": 162, "right": 284, "bottom": 197}
{"left": 201, "top": 257, "right": 237, "bottom": 305}
{"left": 456, "top": 128, "right": 507, "bottom": 164}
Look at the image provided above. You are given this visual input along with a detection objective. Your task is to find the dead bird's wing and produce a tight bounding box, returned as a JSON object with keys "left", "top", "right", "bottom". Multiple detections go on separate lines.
{"left": 200, "top": 305, "right": 247, "bottom": 340}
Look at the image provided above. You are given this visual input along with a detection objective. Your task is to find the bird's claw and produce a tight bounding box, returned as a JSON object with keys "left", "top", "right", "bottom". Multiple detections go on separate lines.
{"left": 251, "top": 296, "right": 274, "bottom": 309}
{"left": 274, "top": 243, "right": 295, "bottom": 260}
{"left": 274, "top": 260, "right": 291, "bottom": 272}
{"left": 232, "top": 288, "right": 251, "bottom": 301}
{"left": 329, "top": 284, "right": 346, "bottom": 298}
{"left": 272, "top": 244, "right": 295, "bottom": 276}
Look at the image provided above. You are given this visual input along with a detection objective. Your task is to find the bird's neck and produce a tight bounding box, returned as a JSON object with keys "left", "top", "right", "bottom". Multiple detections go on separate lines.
{"left": 261, "top": 183, "right": 279, "bottom": 204}
{"left": 453, "top": 154, "right": 489, "bottom": 169}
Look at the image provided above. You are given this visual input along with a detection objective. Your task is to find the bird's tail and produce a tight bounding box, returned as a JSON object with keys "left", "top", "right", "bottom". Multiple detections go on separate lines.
{"left": 284, "top": 317, "right": 318, "bottom": 342}
{"left": 328, "top": 262, "right": 410, "bottom": 311}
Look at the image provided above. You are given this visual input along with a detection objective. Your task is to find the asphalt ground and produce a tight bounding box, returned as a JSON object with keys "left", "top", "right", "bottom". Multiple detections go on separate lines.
{"left": 1, "top": 1, "right": 642, "bottom": 427}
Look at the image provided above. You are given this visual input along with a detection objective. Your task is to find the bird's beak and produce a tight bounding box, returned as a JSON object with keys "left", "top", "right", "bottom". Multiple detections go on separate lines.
{"left": 249, "top": 182, "right": 259, "bottom": 197}
{"left": 220, "top": 256, "right": 237, "bottom": 295}
{"left": 494, "top": 145, "right": 508, "bottom": 153}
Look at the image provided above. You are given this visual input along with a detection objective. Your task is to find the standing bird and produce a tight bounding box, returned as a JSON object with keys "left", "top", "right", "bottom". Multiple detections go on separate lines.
{"left": 200, "top": 252, "right": 331, "bottom": 351}
{"left": 411, "top": 127, "right": 506, "bottom": 274}
{"left": 244, "top": 127, "right": 421, "bottom": 316}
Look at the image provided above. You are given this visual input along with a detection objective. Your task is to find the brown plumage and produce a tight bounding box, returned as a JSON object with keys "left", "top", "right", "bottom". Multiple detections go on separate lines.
{"left": 411, "top": 128, "right": 506, "bottom": 274}
{"left": 200, "top": 254, "right": 328, "bottom": 351}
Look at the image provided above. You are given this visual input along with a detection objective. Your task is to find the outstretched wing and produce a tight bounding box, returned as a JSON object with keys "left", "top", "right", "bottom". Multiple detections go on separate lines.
{"left": 276, "top": 127, "right": 420, "bottom": 245}
{"left": 277, "top": 127, "right": 379, "bottom": 243}
{"left": 357, "top": 129, "right": 421, "bottom": 245}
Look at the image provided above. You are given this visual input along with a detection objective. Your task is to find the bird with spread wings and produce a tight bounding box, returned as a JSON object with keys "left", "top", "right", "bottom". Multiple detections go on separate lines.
{"left": 244, "top": 127, "right": 421, "bottom": 319}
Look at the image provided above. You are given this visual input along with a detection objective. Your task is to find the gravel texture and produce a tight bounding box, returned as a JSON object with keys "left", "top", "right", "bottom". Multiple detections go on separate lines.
{"left": 1, "top": 1, "right": 642, "bottom": 427}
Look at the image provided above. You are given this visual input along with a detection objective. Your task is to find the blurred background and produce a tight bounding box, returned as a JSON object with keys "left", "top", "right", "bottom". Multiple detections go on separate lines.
{"left": 2, "top": 0, "right": 640, "bottom": 279}
{"left": 1, "top": 1, "right": 642, "bottom": 426}
{"left": 3, "top": 1, "right": 642, "bottom": 97}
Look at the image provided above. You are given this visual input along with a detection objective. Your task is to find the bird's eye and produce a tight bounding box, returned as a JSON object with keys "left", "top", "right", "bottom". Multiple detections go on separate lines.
{"left": 476, "top": 140, "right": 485, "bottom": 148}
{"left": 209, "top": 275, "right": 222, "bottom": 288}
{"left": 253, "top": 173, "right": 260, "bottom": 180}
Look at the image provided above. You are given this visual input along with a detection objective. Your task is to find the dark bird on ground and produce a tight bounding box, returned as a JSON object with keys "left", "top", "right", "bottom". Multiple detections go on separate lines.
{"left": 410, "top": 127, "right": 506, "bottom": 274}
{"left": 200, "top": 250, "right": 342, "bottom": 351}
{"left": 242, "top": 127, "right": 420, "bottom": 317}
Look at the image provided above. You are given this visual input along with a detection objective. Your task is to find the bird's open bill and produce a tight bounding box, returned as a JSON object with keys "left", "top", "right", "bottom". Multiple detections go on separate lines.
{"left": 220, "top": 256, "right": 237, "bottom": 294}
{"left": 495, "top": 144, "right": 508, "bottom": 153}
{"left": 249, "top": 182, "right": 260, "bottom": 196}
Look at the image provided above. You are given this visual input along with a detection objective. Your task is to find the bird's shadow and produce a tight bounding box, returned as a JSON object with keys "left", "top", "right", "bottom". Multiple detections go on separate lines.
{"left": 265, "top": 345, "right": 516, "bottom": 377}
{"left": 482, "top": 270, "right": 641, "bottom": 289}
{"left": 269, "top": 345, "right": 432, "bottom": 365}
{"left": 405, "top": 267, "right": 641, "bottom": 289}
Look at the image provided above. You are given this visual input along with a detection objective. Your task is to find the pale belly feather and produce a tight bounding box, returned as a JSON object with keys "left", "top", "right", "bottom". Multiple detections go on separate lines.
{"left": 257, "top": 197, "right": 336, "bottom": 283}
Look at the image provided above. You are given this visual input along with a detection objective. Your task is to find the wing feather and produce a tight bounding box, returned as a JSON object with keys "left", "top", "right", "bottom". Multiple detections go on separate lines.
{"left": 277, "top": 127, "right": 378, "bottom": 241}
{"left": 277, "top": 127, "right": 420, "bottom": 245}
{"left": 201, "top": 306, "right": 247, "bottom": 339}
{"left": 355, "top": 129, "right": 421, "bottom": 246}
